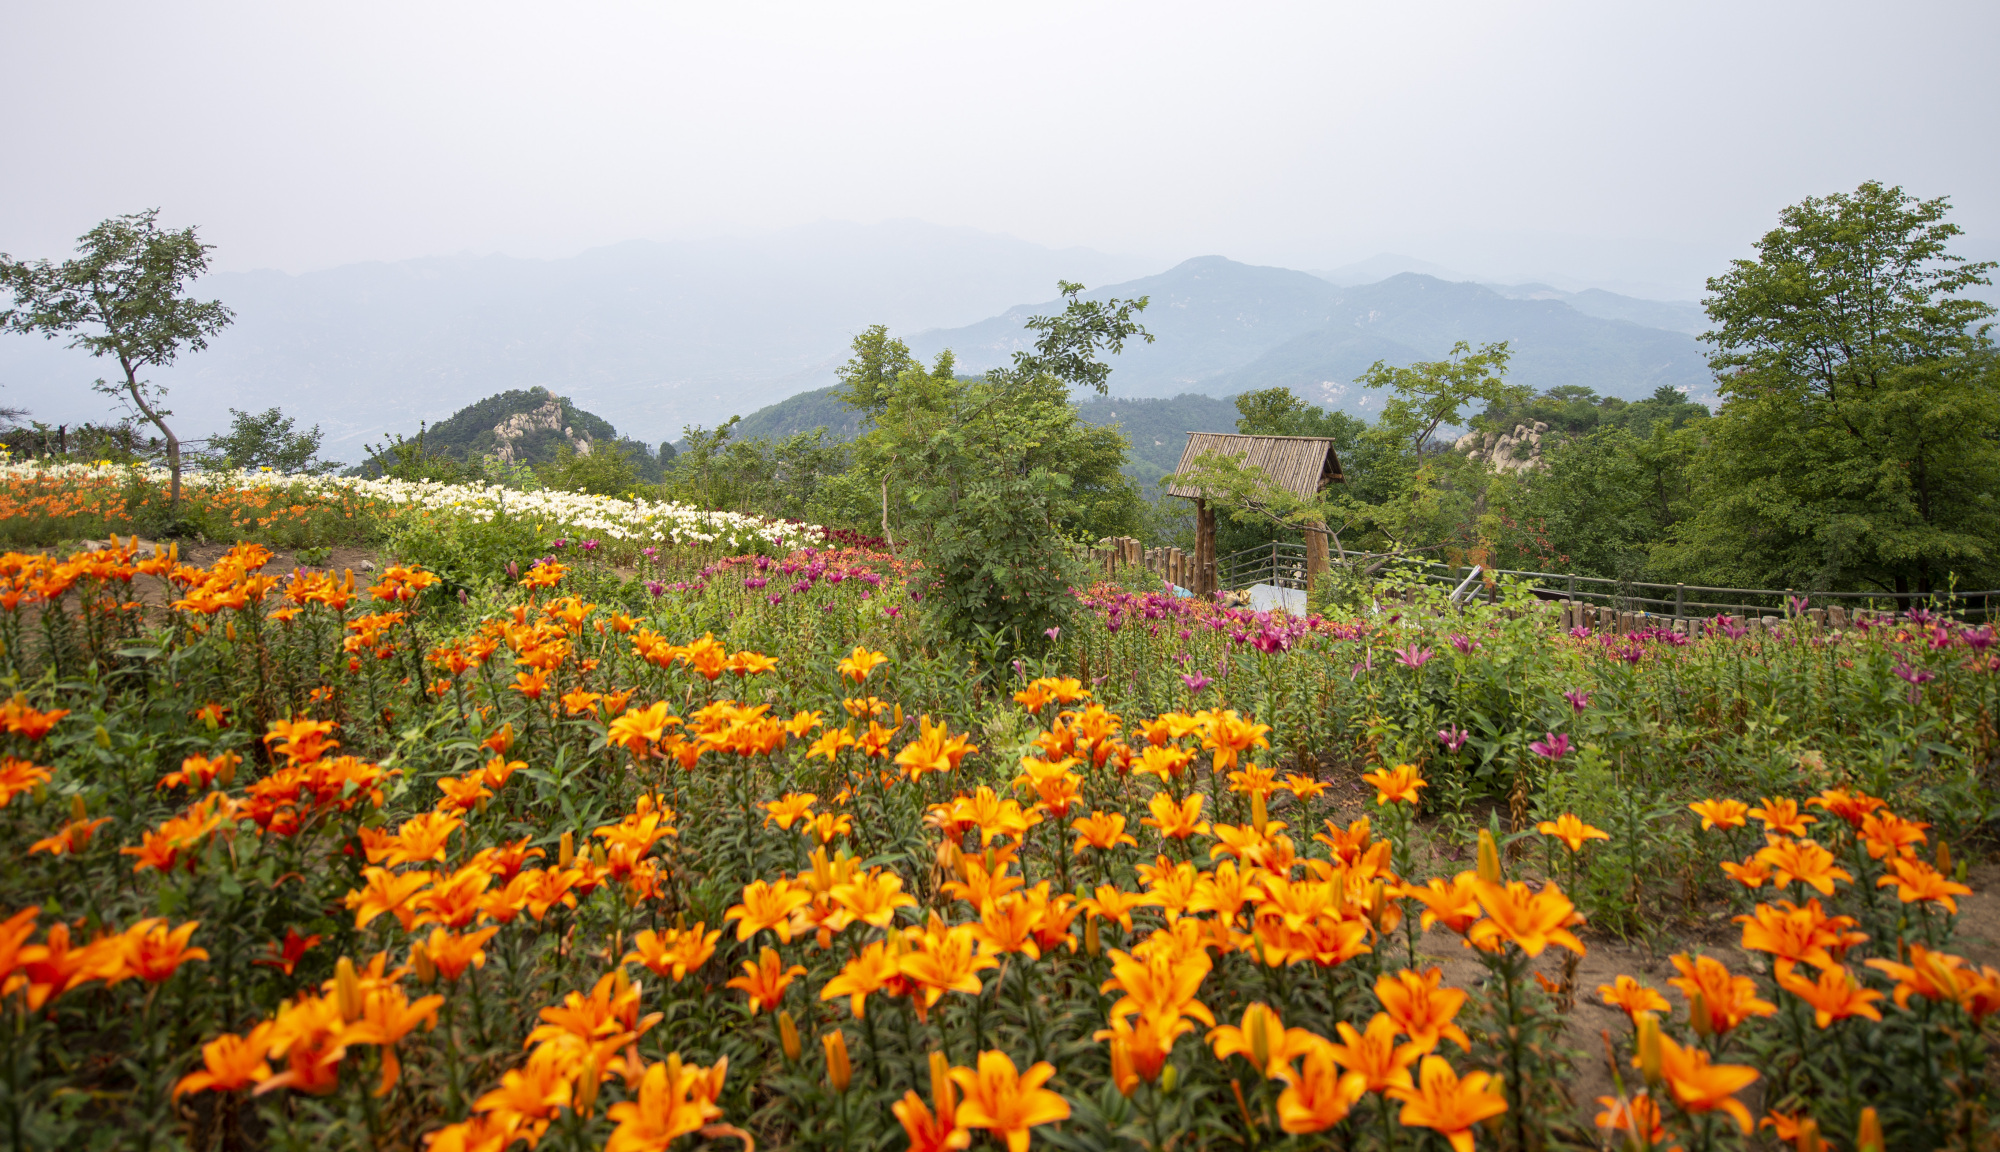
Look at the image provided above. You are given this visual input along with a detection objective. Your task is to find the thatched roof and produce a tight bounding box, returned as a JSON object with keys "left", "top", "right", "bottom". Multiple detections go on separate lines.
{"left": 1164, "top": 433, "right": 1345, "bottom": 500}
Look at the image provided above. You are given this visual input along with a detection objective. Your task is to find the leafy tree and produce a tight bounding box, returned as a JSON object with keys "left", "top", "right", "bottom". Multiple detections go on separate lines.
{"left": 199, "top": 407, "right": 336, "bottom": 474}
{"left": 0, "top": 210, "right": 234, "bottom": 508}
{"left": 538, "top": 442, "right": 640, "bottom": 496}
{"left": 1663, "top": 181, "right": 2000, "bottom": 594}
{"left": 361, "top": 424, "right": 466, "bottom": 484}
{"left": 847, "top": 282, "right": 1152, "bottom": 659}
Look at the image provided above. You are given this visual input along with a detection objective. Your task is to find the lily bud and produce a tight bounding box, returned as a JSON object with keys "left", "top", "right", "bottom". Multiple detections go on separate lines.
{"left": 70, "top": 794, "right": 87, "bottom": 822}
{"left": 929, "top": 1051, "right": 956, "bottom": 1121}
{"left": 612, "top": 964, "right": 631, "bottom": 1001}
{"left": 1857, "top": 1108, "right": 1882, "bottom": 1152}
{"left": 1159, "top": 1063, "right": 1179, "bottom": 1094}
{"left": 778, "top": 1010, "right": 801, "bottom": 1062}
{"left": 94, "top": 725, "right": 111, "bottom": 749}
{"left": 822, "top": 1031, "right": 852, "bottom": 1093}
{"left": 894, "top": 703, "right": 903, "bottom": 728}
{"left": 1634, "top": 1012, "right": 1662, "bottom": 1085}
{"left": 1937, "top": 839, "right": 1952, "bottom": 876}
{"left": 574, "top": 1054, "right": 600, "bottom": 1117}
{"left": 215, "top": 752, "right": 238, "bottom": 787}
{"left": 1477, "top": 829, "right": 1502, "bottom": 883}
{"left": 1107, "top": 1034, "right": 1138, "bottom": 1097}
{"left": 1084, "top": 914, "right": 1101, "bottom": 957}
{"left": 410, "top": 942, "right": 436, "bottom": 984}
{"left": 334, "top": 957, "right": 363, "bottom": 1023}
{"left": 590, "top": 842, "right": 608, "bottom": 868}
{"left": 1797, "top": 1117, "right": 1824, "bottom": 1152}
{"left": 1688, "top": 991, "right": 1712, "bottom": 1038}
{"left": 559, "top": 830, "right": 574, "bottom": 868}
{"left": 1250, "top": 790, "right": 1268, "bottom": 836}
{"left": 1247, "top": 1006, "right": 1272, "bottom": 1075}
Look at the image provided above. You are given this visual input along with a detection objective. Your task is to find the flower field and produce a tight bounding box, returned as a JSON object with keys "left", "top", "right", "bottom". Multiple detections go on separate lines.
{"left": 1, "top": 536, "right": 1997, "bottom": 1151}
{"left": 0, "top": 463, "right": 825, "bottom": 557}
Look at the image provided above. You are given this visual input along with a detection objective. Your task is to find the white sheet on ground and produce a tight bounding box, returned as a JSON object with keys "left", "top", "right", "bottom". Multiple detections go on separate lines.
{"left": 1246, "top": 584, "right": 1307, "bottom": 615}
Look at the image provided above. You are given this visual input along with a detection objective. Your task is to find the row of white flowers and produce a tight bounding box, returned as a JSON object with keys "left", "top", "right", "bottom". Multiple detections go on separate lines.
{"left": 1, "top": 461, "right": 825, "bottom": 551}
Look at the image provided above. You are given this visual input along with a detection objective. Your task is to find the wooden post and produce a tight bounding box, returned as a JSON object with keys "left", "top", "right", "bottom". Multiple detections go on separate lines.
{"left": 1305, "top": 522, "right": 1329, "bottom": 589}
{"left": 1195, "top": 499, "right": 1217, "bottom": 595}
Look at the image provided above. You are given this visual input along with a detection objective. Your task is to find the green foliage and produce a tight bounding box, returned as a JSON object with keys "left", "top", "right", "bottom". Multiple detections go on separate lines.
{"left": 0, "top": 209, "right": 234, "bottom": 507}
{"left": 1479, "top": 383, "right": 1709, "bottom": 442}
{"left": 845, "top": 283, "right": 1152, "bottom": 659}
{"left": 361, "top": 423, "right": 468, "bottom": 484}
{"left": 384, "top": 508, "right": 551, "bottom": 590}
{"left": 195, "top": 406, "right": 336, "bottom": 474}
{"left": 662, "top": 418, "right": 850, "bottom": 522}
{"left": 1660, "top": 181, "right": 2000, "bottom": 594}
{"left": 536, "top": 441, "right": 640, "bottom": 497}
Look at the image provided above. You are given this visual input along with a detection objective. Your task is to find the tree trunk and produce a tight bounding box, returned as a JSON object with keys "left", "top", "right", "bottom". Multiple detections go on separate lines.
{"left": 119, "top": 361, "right": 181, "bottom": 509}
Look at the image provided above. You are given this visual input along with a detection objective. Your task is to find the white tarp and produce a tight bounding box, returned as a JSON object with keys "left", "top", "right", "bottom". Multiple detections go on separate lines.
{"left": 1245, "top": 583, "right": 1307, "bottom": 616}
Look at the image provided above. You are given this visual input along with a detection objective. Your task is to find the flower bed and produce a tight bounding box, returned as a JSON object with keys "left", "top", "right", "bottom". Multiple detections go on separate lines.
{"left": 0, "top": 541, "right": 1995, "bottom": 1149}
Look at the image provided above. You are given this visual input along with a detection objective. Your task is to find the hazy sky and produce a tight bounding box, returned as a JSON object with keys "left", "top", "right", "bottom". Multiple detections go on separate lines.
{"left": 4, "top": 1, "right": 1996, "bottom": 298}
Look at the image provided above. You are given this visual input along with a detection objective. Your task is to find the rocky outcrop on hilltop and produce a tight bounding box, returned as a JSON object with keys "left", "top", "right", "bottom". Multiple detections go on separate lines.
{"left": 491, "top": 389, "right": 593, "bottom": 464}
{"left": 1455, "top": 421, "right": 1549, "bottom": 474}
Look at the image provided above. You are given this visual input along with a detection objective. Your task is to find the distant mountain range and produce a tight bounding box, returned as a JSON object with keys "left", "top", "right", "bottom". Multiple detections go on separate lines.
{"left": 907, "top": 257, "right": 1716, "bottom": 422}
{"left": 0, "top": 220, "right": 1717, "bottom": 457}
{"left": 729, "top": 386, "right": 1240, "bottom": 486}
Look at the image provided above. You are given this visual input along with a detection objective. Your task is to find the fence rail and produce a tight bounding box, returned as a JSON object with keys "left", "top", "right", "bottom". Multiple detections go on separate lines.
{"left": 1218, "top": 542, "right": 1309, "bottom": 592}
{"left": 1079, "top": 539, "right": 1998, "bottom": 624}
{"left": 1403, "top": 561, "right": 1998, "bottom": 624}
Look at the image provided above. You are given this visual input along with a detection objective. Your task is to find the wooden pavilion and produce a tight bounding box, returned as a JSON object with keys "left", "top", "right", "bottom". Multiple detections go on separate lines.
{"left": 1165, "top": 432, "right": 1345, "bottom": 595}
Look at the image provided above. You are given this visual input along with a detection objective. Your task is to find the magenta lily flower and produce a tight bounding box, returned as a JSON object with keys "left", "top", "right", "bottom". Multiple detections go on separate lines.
{"left": 1528, "top": 733, "right": 1571, "bottom": 760}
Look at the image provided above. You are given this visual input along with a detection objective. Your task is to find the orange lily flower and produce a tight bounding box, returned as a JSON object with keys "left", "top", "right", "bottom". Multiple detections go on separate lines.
{"left": 1668, "top": 953, "right": 1777, "bottom": 1033}
{"left": 1101, "top": 947, "right": 1215, "bottom": 1028}
{"left": 1753, "top": 838, "right": 1852, "bottom": 895}
{"left": 1866, "top": 944, "right": 1976, "bottom": 1010}
{"left": 1878, "top": 856, "right": 1973, "bottom": 913}
{"left": 1406, "top": 873, "right": 1483, "bottom": 934}
{"left": 173, "top": 1023, "right": 275, "bottom": 1098}
{"left": 1376, "top": 967, "right": 1471, "bottom": 1053}
{"left": 1535, "top": 813, "right": 1609, "bottom": 853}
{"left": 837, "top": 647, "right": 889, "bottom": 683}
{"left": 1141, "top": 791, "right": 1210, "bottom": 841}
{"left": 1467, "top": 880, "right": 1586, "bottom": 956}
{"left": 1078, "top": 885, "right": 1157, "bottom": 933}
{"left": 1747, "top": 797, "right": 1815, "bottom": 836}
{"left": 121, "top": 919, "right": 209, "bottom": 983}
{"left": 948, "top": 1050, "right": 1071, "bottom": 1152}
{"left": 1071, "top": 810, "right": 1138, "bottom": 854}
{"left": 725, "top": 878, "right": 812, "bottom": 943}
{"left": 1275, "top": 1042, "right": 1368, "bottom": 1133}
{"left": 1650, "top": 1035, "right": 1758, "bottom": 1133}
{"left": 726, "top": 947, "right": 805, "bottom": 1015}
{"left": 1208, "top": 1002, "right": 1323, "bottom": 1079}
{"left": 763, "top": 793, "right": 817, "bottom": 830}
{"left": 1324, "top": 1013, "right": 1423, "bottom": 1094}
{"left": 1360, "top": 764, "right": 1426, "bottom": 806}
{"left": 422, "top": 926, "right": 501, "bottom": 981}
{"left": 1597, "top": 975, "right": 1670, "bottom": 1018}
{"left": 1389, "top": 1055, "right": 1509, "bottom": 1152}
{"left": 893, "top": 1051, "right": 972, "bottom": 1152}
{"left": 1689, "top": 798, "right": 1749, "bottom": 830}
{"left": 820, "top": 940, "right": 902, "bottom": 1018}
{"left": 1776, "top": 965, "right": 1885, "bottom": 1028}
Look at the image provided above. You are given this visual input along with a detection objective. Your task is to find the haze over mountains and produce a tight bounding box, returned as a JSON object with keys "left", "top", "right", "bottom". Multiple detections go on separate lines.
{"left": 0, "top": 220, "right": 1718, "bottom": 459}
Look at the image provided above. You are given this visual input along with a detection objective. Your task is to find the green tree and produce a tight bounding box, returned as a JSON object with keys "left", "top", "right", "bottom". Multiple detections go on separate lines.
{"left": 1663, "top": 181, "right": 2000, "bottom": 594}
{"left": 539, "top": 442, "right": 640, "bottom": 496}
{"left": 199, "top": 407, "right": 336, "bottom": 474}
{"left": 0, "top": 210, "right": 234, "bottom": 508}
{"left": 1350, "top": 341, "right": 1528, "bottom": 555}
{"left": 848, "top": 282, "right": 1151, "bottom": 658}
